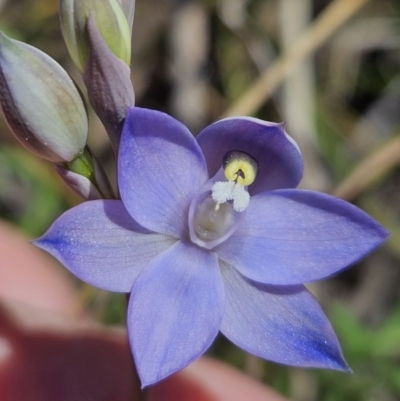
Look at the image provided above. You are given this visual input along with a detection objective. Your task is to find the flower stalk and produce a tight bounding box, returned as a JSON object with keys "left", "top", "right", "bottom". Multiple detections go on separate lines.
{"left": 59, "top": 147, "right": 115, "bottom": 200}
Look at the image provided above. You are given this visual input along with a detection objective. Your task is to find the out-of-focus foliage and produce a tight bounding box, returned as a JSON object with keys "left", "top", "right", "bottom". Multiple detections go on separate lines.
{"left": 1, "top": 0, "right": 400, "bottom": 400}
{"left": 315, "top": 304, "right": 400, "bottom": 401}
{"left": 0, "top": 147, "right": 68, "bottom": 236}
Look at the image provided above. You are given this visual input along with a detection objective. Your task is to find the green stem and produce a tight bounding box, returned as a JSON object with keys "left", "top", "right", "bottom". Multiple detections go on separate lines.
{"left": 67, "top": 147, "right": 95, "bottom": 183}
{"left": 66, "top": 146, "right": 115, "bottom": 199}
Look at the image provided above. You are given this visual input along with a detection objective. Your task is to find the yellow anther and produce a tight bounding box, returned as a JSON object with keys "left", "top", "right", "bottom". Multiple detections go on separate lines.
{"left": 223, "top": 151, "right": 259, "bottom": 186}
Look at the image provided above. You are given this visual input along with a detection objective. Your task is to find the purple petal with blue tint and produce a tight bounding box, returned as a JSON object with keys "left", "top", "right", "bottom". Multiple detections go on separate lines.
{"left": 220, "top": 261, "right": 350, "bottom": 371}
{"left": 119, "top": 108, "right": 208, "bottom": 238}
{"left": 216, "top": 189, "right": 389, "bottom": 285}
{"left": 196, "top": 117, "right": 303, "bottom": 194}
{"left": 128, "top": 240, "right": 224, "bottom": 387}
{"left": 33, "top": 200, "right": 176, "bottom": 292}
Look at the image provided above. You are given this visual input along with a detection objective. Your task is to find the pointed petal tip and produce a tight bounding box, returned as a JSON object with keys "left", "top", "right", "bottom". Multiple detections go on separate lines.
{"left": 139, "top": 376, "right": 158, "bottom": 389}
{"left": 324, "top": 354, "right": 352, "bottom": 373}
{"left": 291, "top": 343, "right": 352, "bottom": 374}
{"left": 30, "top": 233, "right": 61, "bottom": 262}
{"left": 31, "top": 235, "right": 49, "bottom": 250}
{"left": 367, "top": 225, "right": 390, "bottom": 256}
{"left": 136, "top": 352, "right": 202, "bottom": 389}
{"left": 30, "top": 237, "right": 40, "bottom": 246}
{"left": 134, "top": 337, "right": 206, "bottom": 388}
{"left": 31, "top": 232, "right": 57, "bottom": 251}
{"left": 30, "top": 238, "right": 40, "bottom": 248}
{"left": 344, "top": 365, "right": 354, "bottom": 374}
{"left": 381, "top": 226, "right": 391, "bottom": 240}
{"left": 138, "top": 370, "right": 174, "bottom": 389}
{"left": 307, "top": 333, "right": 352, "bottom": 374}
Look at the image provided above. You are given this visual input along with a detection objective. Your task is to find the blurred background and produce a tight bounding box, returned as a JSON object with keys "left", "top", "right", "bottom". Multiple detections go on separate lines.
{"left": 1, "top": 0, "right": 400, "bottom": 400}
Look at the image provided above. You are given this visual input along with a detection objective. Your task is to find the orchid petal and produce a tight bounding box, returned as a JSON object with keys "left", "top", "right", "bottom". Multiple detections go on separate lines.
{"left": 128, "top": 240, "right": 224, "bottom": 387}
{"left": 33, "top": 200, "right": 176, "bottom": 292}
{"left": 119, "top": 108, "right": 208, "bottom": 238}
{"left": 196, "top": 117, "right": 303, "bottom": 194}
{"left": 216, "top": 189, "right": 389, "bottom": 285}
{"left": 220, "top": 261, "right": 350, "bottom": 371}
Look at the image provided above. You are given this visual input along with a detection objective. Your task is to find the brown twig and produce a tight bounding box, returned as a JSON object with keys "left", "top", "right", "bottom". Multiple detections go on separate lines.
{"left": 333, "top": 134, "right": 400, "bottom": 201}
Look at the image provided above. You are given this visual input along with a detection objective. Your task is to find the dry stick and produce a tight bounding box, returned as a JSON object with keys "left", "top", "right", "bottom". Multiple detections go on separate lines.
{"left": 333, "top": 135, "right": 400, "bottom": 201}
{"left": 221, "top": 0, "right": 370, "bottom": 118}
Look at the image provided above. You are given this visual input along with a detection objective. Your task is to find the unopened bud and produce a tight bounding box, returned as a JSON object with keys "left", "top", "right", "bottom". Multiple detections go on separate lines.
{"left": 0, "top": 32, "right": 88, "bottom": 162}
{"left": 60, "top": 0, "right": 131, "bottom": 72}
{"left": 117, "top": 0, "right": 136, "bottom": 32}
{"left": 83, "top": 17, "right": 135, "bottom": 153}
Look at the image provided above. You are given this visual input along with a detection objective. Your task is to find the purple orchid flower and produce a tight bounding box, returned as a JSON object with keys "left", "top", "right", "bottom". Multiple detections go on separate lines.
{"left": 34, "top": 107, "right": 388, "bottom": 387}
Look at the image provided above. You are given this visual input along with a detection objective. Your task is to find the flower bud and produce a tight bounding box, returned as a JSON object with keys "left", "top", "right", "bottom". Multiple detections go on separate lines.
{"left": 59, "top": 0, "right": 131, "bottom": 72}
{"left": 83, "top": 17, "right": 135, "bottom": 153}
{"left": 117, "top": 0, "right": 135, "bottom": 32}
{"left": 0, "top": 32, "right": 88, "bottom": 162}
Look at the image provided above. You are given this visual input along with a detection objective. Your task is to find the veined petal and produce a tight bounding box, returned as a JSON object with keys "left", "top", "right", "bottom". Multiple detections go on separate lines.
{"left": 196, "top": 117, "right": 303, "bottom": 194}
{"left": 220, "top": 261, "right": 350, "bottom": 371}
{"left": 119, "top": 108, "right": 208, "bottom": 238}
{"left": 33, "top": 200, "right": 176, "bottom": 292}
{"left": 128, "top": 240, "right": 224, "bottom": 387}
{"left": 216, "top": 189, "right": 389, "bottom": 285}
